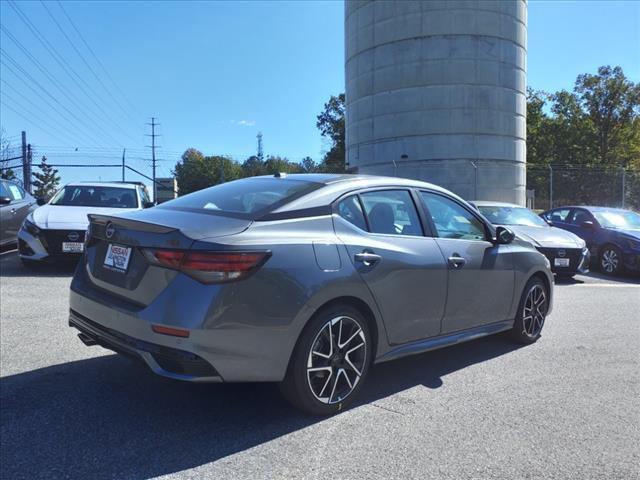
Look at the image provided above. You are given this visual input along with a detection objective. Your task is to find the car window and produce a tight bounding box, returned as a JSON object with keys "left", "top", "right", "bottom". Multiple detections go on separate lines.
{"left": 547, "top": 208, "right": 571, "bottom": 223}
{"left": 337, "top": 195, "right": 367, "bottom": 231}
{"left": 139, "top": 186, "right": 151, "bottom": 206}
{"left": 0, "top": 181, "right": 10, "bottom": 200}
{"left": 7, "top": 183, "right": 24, "bottom": 201}
{"left": 569, "top": 209, "right": 592, "bottom": 225}
{"left": 50, "top": 186, "right": 138, "bottom": 208}
{"left": 421, "top": 192, "right": 486, "bottom": 240}
{"left": 359, "top": 190, "right": 422, "bottom": 236}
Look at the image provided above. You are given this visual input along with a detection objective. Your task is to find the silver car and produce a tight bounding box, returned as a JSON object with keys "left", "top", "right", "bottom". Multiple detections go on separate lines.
{"left": 471, "top": 201, "right": 590, "bottom": 279}
{"left": 69, "top": 174, "right": 553, "bottom": 415}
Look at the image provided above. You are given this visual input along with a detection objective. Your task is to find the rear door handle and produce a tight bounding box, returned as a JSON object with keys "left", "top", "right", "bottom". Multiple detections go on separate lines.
{"left": 354, "top": 252, "right": 382, "bottom": 266}
{"left": 448, "top": 254, "right": 466, "bottom": 269}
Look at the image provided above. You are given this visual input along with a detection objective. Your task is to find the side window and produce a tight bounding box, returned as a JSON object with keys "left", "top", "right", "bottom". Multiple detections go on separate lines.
{"left": 0, "top": 181, "right": 10, "bottom": 200}
{"left": 570, "top": 209, "right": 592, "bottom": 225}
{"left": 337, "top": 195, "right": 367, "bottom": 231}
{"left": 421, "top": 192, "right": 486, "bottom": 241}
{"left": 139, "top": 187, "right": 151, "bottom": 206}
{"left": 548, "top": 208, "right": 571, "bottom": 223}
{"left": 7, "top": 183, "right": 24, "bottom": 201}
{"left": 359, "top": 190, "right": 423, "bottom": 236}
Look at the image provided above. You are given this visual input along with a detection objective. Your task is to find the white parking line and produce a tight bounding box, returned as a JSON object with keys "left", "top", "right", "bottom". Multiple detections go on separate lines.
{"left": 565, "top": 283, "right": 640, "bottom": 288}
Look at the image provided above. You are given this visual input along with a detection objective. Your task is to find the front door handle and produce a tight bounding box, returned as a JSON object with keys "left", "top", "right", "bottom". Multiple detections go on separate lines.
{"left": 448, "top": 254, "right": 466, "bottom": 269}
{"left": 354, "top": 252, "right": 382, "bottom": 266}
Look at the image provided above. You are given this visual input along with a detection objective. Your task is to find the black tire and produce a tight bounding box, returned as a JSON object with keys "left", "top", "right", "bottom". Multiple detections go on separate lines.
{"left": 599, "top": 244, "right": 622, "bottom": 275}
{"left": 510, "top": 276, "right": 549, "bottom": 344}
{"left": 279, "top": 305, "right": 372, "bottom": 415}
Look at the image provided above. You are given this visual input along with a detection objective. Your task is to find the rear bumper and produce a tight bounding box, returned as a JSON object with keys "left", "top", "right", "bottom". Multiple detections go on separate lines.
{"left": 69, "top": 309, "right": 222, "bottom": 382}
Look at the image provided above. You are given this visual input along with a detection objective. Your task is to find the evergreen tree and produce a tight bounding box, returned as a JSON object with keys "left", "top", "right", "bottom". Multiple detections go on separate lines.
{"left": 32, "top": 155, "right": 61, "bottom": 200}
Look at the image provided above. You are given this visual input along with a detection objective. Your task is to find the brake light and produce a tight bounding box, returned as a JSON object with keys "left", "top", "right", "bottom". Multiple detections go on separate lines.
{"left": 152, "top": 325, "right": 190, "bottom": 338}
{"left": 142, "top": 249, "right": 270, "bottom": 284}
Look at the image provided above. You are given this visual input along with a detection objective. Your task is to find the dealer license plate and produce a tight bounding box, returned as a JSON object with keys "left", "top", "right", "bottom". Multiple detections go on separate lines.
{"left": 104, "top": 244, "right": 132, "bottom": 273}
{"left": 62, "top": 242, "right": 84, "bottom": 253}
{"left": 554, "top": 258, "right": 570, "bottom": 267}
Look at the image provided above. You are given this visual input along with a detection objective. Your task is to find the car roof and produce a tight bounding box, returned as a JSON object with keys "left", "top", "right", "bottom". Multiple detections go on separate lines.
{"left": 256, "top": 173, "right": 464, "bottom": 213}
{"left": 64, "top": 181, "right": 138, "bottom": 189}
{"left": 548, "top": 206, "right": 632, "bottom": 213}
{"left": 471, "top": 201, "right": 523, "bottom": 208}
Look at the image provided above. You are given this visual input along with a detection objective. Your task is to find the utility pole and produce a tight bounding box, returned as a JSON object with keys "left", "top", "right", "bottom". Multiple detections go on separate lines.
{"left": 146, "top": 117, "right": 159, "bottom": 201}
{"left": 26, "top": 143, "right": 32, "bottom": 193}
{"left": 21, "top": 131, "right": 28, "bottom": 191}
{"left": 257, "top": 132, "right": 264, "bottom": 162}
{"left": 122, "top": 148, "right": 126, "bottom": 182}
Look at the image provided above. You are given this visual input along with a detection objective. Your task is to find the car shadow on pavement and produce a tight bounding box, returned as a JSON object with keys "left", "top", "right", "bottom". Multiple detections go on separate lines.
{"left": 0, "top": 251, "right": 78, "bottom": 278}
{"left": 0, "top": 335, "right": 521, "bottom": 479}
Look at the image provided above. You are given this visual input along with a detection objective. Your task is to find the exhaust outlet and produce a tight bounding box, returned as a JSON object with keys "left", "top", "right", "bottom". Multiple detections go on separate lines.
{"left": 78, "top": 332, "right": 98, "bottom": 346}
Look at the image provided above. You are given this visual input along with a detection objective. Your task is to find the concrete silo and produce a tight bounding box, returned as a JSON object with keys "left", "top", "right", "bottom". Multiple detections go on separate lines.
{"left": 345, "top": 0, "right": 527, "bottom": 204}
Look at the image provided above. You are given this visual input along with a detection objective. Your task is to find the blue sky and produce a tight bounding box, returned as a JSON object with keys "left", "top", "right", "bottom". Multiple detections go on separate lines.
{"left": 1, "top": 0, "right": 638, "bottom": 185}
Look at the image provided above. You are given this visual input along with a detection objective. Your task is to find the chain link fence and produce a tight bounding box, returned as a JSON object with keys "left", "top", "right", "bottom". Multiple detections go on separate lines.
{"left": 527, "top": 165, "right": 640, "bottom": 212}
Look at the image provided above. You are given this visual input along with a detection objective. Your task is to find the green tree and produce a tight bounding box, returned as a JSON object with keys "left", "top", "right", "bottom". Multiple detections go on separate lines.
{"left": 316, "top": 93, "right": 346, "bottom": 173}
{"left": 173, "top": 149, "right": 244, "bottom": 195}
{"left": 263, "top": 155, "right": 303, "bottom": 174}
{"left": 32, "top": 155, "right": 60, "bottom": 200}
{"left": 575, "top": 65, "right": 640, "bottom": 166}
{"left": 241, "top": 155, "right": 266, "bottom": 177}
{"left": 300, "top": 156, "right": 317, "bottom": 173}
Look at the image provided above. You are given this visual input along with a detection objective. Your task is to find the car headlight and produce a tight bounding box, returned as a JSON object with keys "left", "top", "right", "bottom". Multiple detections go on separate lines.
{"left": 22, "top": 216, "right": 41, "bottom": 236}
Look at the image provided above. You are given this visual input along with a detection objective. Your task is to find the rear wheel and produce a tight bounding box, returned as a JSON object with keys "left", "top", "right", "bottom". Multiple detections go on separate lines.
{"left": 279, "top": 305, "right": 371, "bottom": 415}
{"left": 510, "top": 277, "right": 548, "bottom": 344}
{"left": 599, "top": 245, "right": 622, "bottom": 275}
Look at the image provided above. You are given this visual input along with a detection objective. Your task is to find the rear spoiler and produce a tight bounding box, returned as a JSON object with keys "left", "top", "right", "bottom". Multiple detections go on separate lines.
{"left": 88, "top": 214, "right": 177, "bottom": 234}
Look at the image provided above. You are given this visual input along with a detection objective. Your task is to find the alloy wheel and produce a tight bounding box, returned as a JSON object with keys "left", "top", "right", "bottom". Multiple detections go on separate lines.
{"left": 306, "top": 316, "right": 366, "bottom": 405}
{"left": 522, "top": 284, "right": 547, "bottom": 338}
{"left": 601, "top": 249, "right": 619, "bottom": 274}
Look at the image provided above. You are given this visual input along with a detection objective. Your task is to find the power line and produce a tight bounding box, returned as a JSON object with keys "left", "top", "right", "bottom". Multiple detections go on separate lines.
{"left": 0, "top": 25, "right": 131, "bottom": 147}
{"left": 5, "top": 1, "right": 133, "bottom": 146}
{"left": 55, "top": 0, "right": 143, "bottom": 122}
{"left": 0, "top": 54, "right": 111, "bottom": 147}
{"left": 37, "top": 1, "right": 141, "bottom": 137}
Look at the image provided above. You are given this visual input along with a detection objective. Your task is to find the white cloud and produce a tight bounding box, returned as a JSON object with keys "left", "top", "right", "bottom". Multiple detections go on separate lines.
{"left": 230, "top": 119, "right": 256, "bottom": 127}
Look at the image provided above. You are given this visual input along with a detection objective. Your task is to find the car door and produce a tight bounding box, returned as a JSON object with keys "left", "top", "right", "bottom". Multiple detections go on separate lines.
{"left": 0, "top": 180, "right": 13, "bottom": 245}
{"left": 4, "top": 183, "right": 32, "bottom": 238}
{"left": 564, "top": 208, "right": 599, "bottom": 249}
{"left": 419, "top": 191, "right": 514, "bottom": 334}
{"left": 333, "top": 189, "right": 448, "bottom": 345}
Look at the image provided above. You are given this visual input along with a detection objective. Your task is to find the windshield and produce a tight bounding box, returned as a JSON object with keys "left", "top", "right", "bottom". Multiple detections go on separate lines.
{"left": 477, "top": 205, "right": 548, "bottom": 227}
{"left": 160, "top": 177, "right": 320, "bottom": 217}
{"left": 50, "top": 186, "right": 138, "bottom": 208}
{"left": 593, "top": 210, "right": 640, "bottom": 230}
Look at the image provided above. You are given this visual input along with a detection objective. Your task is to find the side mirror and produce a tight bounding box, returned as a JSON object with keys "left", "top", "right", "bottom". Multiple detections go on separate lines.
{"left": 581, "top": 220, "right": 594, "bottom": 229}
{"left": 143, "top": 201, "right": 155, "bottom": 209}
{"left": 0, "top": 196, "right": 11, "bottom": 205}
{"left": 495, "top": 226, "right": 515, "bottom": 245}
{"left": 36, "top": 197, "right": 46, "bottom": 206}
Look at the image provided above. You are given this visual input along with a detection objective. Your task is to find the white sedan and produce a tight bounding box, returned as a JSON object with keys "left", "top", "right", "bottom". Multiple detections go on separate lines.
{"left": 18, "top": 181, "right": 152, "bottom": 265}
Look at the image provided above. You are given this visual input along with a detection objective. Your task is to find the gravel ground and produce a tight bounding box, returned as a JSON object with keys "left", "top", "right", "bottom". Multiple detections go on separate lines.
{"left": 1, "top": 251, "right": 639, "bottom": 480}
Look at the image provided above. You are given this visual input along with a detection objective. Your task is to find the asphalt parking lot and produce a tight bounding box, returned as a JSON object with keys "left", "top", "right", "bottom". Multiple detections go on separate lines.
{"left": 1, "top": 250, "right": 639, "bottom": 480}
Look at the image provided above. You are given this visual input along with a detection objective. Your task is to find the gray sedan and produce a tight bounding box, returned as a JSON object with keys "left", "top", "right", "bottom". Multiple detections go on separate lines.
{"left": 471, "top": 201, "right": 590, "bottom": 279}
{"left": 69, "top": 174, "right": 553, "bottom": 415}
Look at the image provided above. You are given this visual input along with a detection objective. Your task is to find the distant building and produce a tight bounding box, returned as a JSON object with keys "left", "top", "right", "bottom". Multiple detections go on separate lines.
{"left": 345, "top": 0, "right": 527, "bottom": 204}
{"left": 155, "top": 177, "right": 177, "bottom": 204}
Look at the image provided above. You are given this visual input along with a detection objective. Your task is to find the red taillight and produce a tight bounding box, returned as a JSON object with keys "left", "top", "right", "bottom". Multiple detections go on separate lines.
{"left": 152, "top": 325, "right": 190, "bottom": 338}
{"left": 142, "top": 249, "right": 269, "bottom": 284}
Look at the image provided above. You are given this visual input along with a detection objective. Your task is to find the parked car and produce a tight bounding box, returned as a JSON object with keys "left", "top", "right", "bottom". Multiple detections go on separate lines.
{"left": 0, "top": 179, "right": 39, "bottom": 251}
{"left": 69, "top": 174, "right": 553, "bottom": 415}
{"left": 19, "top": 181, "right": 152, "bottom": 265}
{"left": 471, "top": 201, "right": 589, "bottom": 279}
{"left": 541, "top": 206, "right": 640, "bottom": 276}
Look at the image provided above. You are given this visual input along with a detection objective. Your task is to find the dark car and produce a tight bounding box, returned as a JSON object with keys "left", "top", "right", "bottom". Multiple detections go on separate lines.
{"left": 541, "top": 206, "right": 640, "bottom": 276}
{"left": 0, "top": 179, "right": 38, "bottom": 251}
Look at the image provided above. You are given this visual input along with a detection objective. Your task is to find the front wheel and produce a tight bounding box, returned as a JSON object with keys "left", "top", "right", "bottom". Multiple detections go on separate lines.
{"left": 279, "top": 305, "right": 372, "bottom": 415}
{"left": 510, "top": 277, "right": 549, "bottom": 344}
{"left": 600, "top": 245, "right": 622, "bottom": 275}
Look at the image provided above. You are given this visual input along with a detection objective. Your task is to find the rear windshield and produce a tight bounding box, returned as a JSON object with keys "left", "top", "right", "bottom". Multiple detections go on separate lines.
{"left": 159, "top": 177, "right": 320, "bottom": 217}
{"left": 50, "top": 186, "right": 138, "bottom": 208}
